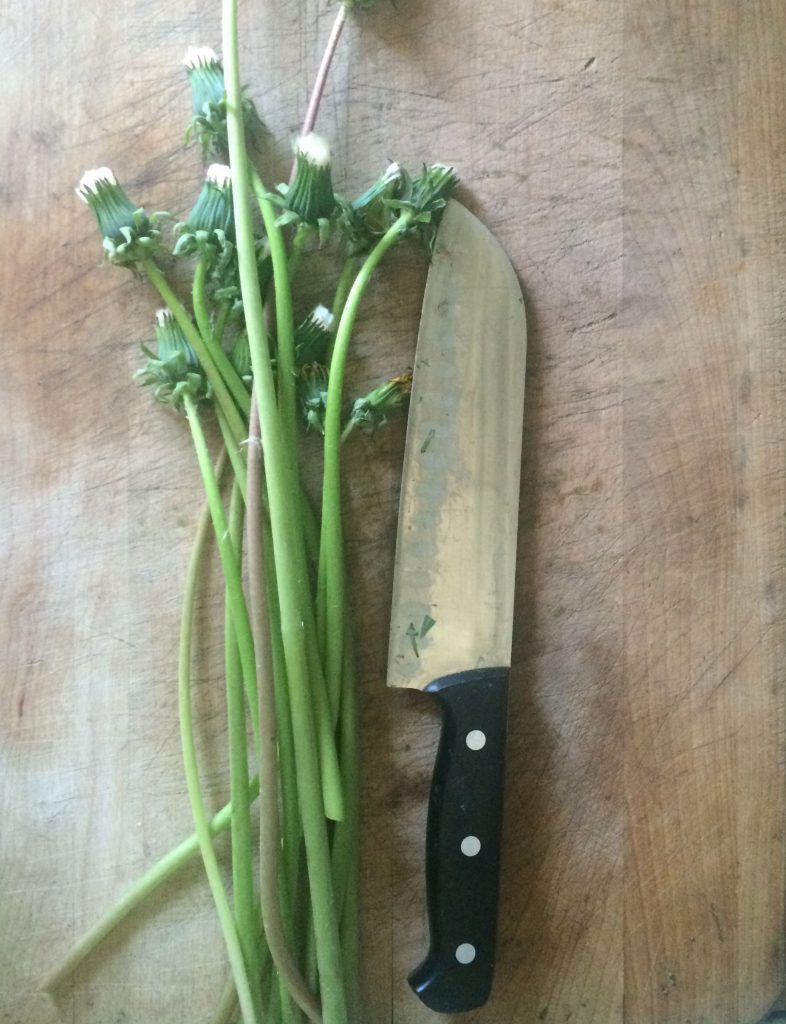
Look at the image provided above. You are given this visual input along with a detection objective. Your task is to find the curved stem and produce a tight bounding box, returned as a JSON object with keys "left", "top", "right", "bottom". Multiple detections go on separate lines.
{"left": 43, "top": 782, "right": 260, "bottom": 992}
{"left": 326, "top": 258, "right": 358, "bottom": 367}
{"left": 185, "top": 397, "right": 260, "bottom": 757}
{"left": 179, "top": 402, "right": 260, "bottom": 1024}
{"left": 318, "top": 218, "right": 409, "bottom": 710}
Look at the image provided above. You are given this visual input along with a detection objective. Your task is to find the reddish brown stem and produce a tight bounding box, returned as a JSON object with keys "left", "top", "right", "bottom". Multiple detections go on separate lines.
{"left": 303, "top": 6, "right": 347, "bottom": 133}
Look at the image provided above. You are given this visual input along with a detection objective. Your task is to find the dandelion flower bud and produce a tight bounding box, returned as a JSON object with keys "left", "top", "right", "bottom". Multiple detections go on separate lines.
{"left": 294, "top": 305, "right": 335, "bottom": 365}
{"left": 339, "top": 162, "right": 404, "bottom": 253}
{"left": 349, "top": 372, "right": 413, "bottom": 433}
{"left": 136, "top": 310, "right": 208, "bottom": 409}
{"left": 296, "top": 362, "right": 330, "bottom": 434}
{"left": 183, "top": 46, "right": 225, "bottom": 115}
{"left": 285, "top": 133, "right": 337, "bottom": 225}
{"left": 174, "top": 164, "right": 234, "bottom": 258}
{"left": 76, "top": 167, "right": 159, "bottom": 267}
{"left": 182, "top": 46, "right": 264, "bottom": 158}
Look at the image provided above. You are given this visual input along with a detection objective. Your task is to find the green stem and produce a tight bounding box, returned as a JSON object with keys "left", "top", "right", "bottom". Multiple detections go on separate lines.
{"left": 44, "top": 784, "right": 262, "bottom": 991}
{"left": 223, "top": 2, "right": 347, "bottom": 1018}
{"left": 193, "top": 254, "right": 252, "bottom": 418}
{"left": 216, "top": 405, "right": 248, "bottom": 502}
{"left": 246, "top": 402, "right": 321, "bottom": 1023}
{"left": 263, "top": 522, "right": 302, "bottom": 922}
{"left": 214, "top": 299, "right": 232, "bottom": 348}
{"left": 326, "top": 258, "right": 358, "bottom": 367}
{"left": 177, "top": 407, "right": 260, "bottom": 1024}
{"left": 225, "top": 483, "right": 260, "bottom": 997}
{"left": 249, "top": 179, "right": 341, "bottom": 819}
{"left": 339, "top": 419, "right": 355, "bottom": 446}
{"left": 213, "top": 972, "right": 239, "bottom": 1024}
{"left": 333, "top": 627, "right": 360, "bottom": 1017}
{"left": 185, "top": 396, "right": 260, "bottom": 757}
{"left": 249, "top": 167, "right": 298, "bottom": 455}
{"left": 143, "top": 260, "right": 247, "bottom": 446}
{"left": 288, "top": 223, "right": 312, "bottom": 278}
{"left": 318, "top": 218, "right": 410, "bottom": 711}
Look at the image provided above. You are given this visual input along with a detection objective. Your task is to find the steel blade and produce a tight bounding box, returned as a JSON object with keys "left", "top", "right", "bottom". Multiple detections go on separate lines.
{"left": 387, "top": 200, "right": 526, "bottom": 690}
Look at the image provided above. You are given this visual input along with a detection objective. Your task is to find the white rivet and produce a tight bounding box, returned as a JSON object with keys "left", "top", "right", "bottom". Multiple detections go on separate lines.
{"left": 461, "top": 835, "right": 481, "bottom": 857}
{"left": 466, "top": 730, "right": 486, "bottom": 750}
{"left": 456, "top": 943, "right": 476, "bottom": 964}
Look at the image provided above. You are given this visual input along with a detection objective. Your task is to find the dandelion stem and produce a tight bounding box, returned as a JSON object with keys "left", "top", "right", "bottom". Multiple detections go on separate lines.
{"left": 178, "top": 402, "right": 260, "bottom": 1024}
{"left": 318, "top": 216, "right": 410, "bottom": 705}
{"left": 223, "top": 2, "right": 348, "bottom": 1020}
{"left": 301, "top": 7, "right": 347, "bottom": 138}
{"left": 193, "top": 254, "right": 252, "bottom": 417}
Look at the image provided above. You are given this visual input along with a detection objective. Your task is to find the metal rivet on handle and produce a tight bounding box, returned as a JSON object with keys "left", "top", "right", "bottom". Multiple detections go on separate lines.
{"left": 455, "top": 943, "right": 477, "bottom": 965}
{"left": 461, "top": 835, "right": 481, "bottom": 857}
{"left": 466, "top": 730, "right": 486, "bottom": 750}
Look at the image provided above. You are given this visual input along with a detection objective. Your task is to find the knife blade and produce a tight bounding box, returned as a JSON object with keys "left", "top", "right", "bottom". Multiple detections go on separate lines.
{"left": 387, "top": 199, "right": 527, "bottom": 1013}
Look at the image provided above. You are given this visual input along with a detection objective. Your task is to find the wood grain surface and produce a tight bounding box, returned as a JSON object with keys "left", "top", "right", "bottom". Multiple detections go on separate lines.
{"left": 2, "top": 1, "right": 785, "bottom": 1022}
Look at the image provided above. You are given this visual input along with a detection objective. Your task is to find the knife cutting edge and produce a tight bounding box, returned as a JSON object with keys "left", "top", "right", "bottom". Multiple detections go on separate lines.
{"left": 387, "top": 199, "right": 527, "bottom": 1014}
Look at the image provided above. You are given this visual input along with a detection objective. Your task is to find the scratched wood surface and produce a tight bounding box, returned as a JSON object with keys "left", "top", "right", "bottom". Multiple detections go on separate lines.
{"left": 2, "top": 1, "right": 785, "bottom": 1022}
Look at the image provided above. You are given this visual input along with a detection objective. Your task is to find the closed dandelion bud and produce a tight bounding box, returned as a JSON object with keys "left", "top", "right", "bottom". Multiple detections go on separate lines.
{"left": 340, "top": 162, "right": 402, "bottom": 254}
{"left": 183, "top": 46, "right": 264, "bottom": 158}
{"left": 409, "top": 163, "right": 459, "bottom": 215}
{"left": 294, "top": 305, "right": 334, "bottom": 365}
{"left": 76, "top": 167, "right": 160, "bottom": 267}
{"left": 184, "top": 46, "right": 225, "bottom": 113}
{"left": 135, "top": 309, "right": 210, "bottom": 409}
{"left": 390, "top": 163, "right": 459, "bottom": 251}
{"left": 285, "top": 134, "right": 337, "bottom": 225}
{"left": 296, "top": 362, "right": 330, "bottom": 434}
{"left": 349, "top": 372, "right": 413, "bottom": 432}
{"left": 183, "top": 46, "right": 228, "bottom": 156}
{"left": 174, "top": 163, "right": 234, "bottom": 258}
{"left": 153, "top": 308, "right": 199, "bottom": 365}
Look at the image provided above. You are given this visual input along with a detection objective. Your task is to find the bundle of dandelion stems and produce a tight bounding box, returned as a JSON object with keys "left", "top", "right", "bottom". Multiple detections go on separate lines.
{"left": 48, "top": 1, "right": 456, "bottom": 1022}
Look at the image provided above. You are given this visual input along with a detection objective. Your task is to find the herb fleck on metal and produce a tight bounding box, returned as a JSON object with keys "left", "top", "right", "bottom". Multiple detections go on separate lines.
{"left": 406, "top": 614, "right": 437, "bottom": 657}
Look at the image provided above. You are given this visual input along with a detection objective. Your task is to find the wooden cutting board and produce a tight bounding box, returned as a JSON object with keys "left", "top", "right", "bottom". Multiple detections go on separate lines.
{"left": 2, "top": 1, "right": 785, "bottom": 1022}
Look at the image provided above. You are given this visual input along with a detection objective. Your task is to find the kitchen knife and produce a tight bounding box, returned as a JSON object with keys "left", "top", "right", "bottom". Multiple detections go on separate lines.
{"left": 387, "top": 199, "right": 527, "bottom": 1013}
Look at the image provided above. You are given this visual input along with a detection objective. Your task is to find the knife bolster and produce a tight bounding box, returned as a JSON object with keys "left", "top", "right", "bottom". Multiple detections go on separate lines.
{"left": 408, "top": 666, "right": 509, "bottom": 1013}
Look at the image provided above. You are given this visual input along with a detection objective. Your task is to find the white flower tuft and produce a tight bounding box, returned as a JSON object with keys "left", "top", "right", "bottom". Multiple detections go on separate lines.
{"left": 206, "top": 163, "right": 232, "bottom": 189}
{"left": 310, "top": 305, "right": 334, "bottom": 331}
{"left": 156, "top": 309, "right": 174, "bottom": 327}
{"left": 294, "top": 132, "right": 331, "bottom": 168}
{"left": 183, "top": 46, "right": 219, "bottom": 69}
{"left": 76, "top": 166, "right": 116, "bottom": 201}
{"left": 383, "top": 162, "right": 401, "bottom": 181}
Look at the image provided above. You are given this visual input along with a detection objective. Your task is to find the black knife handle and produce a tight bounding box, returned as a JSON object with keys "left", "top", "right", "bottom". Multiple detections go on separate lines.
{"left": 409, "top": 666, "right": 509, "bottom": 1014}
